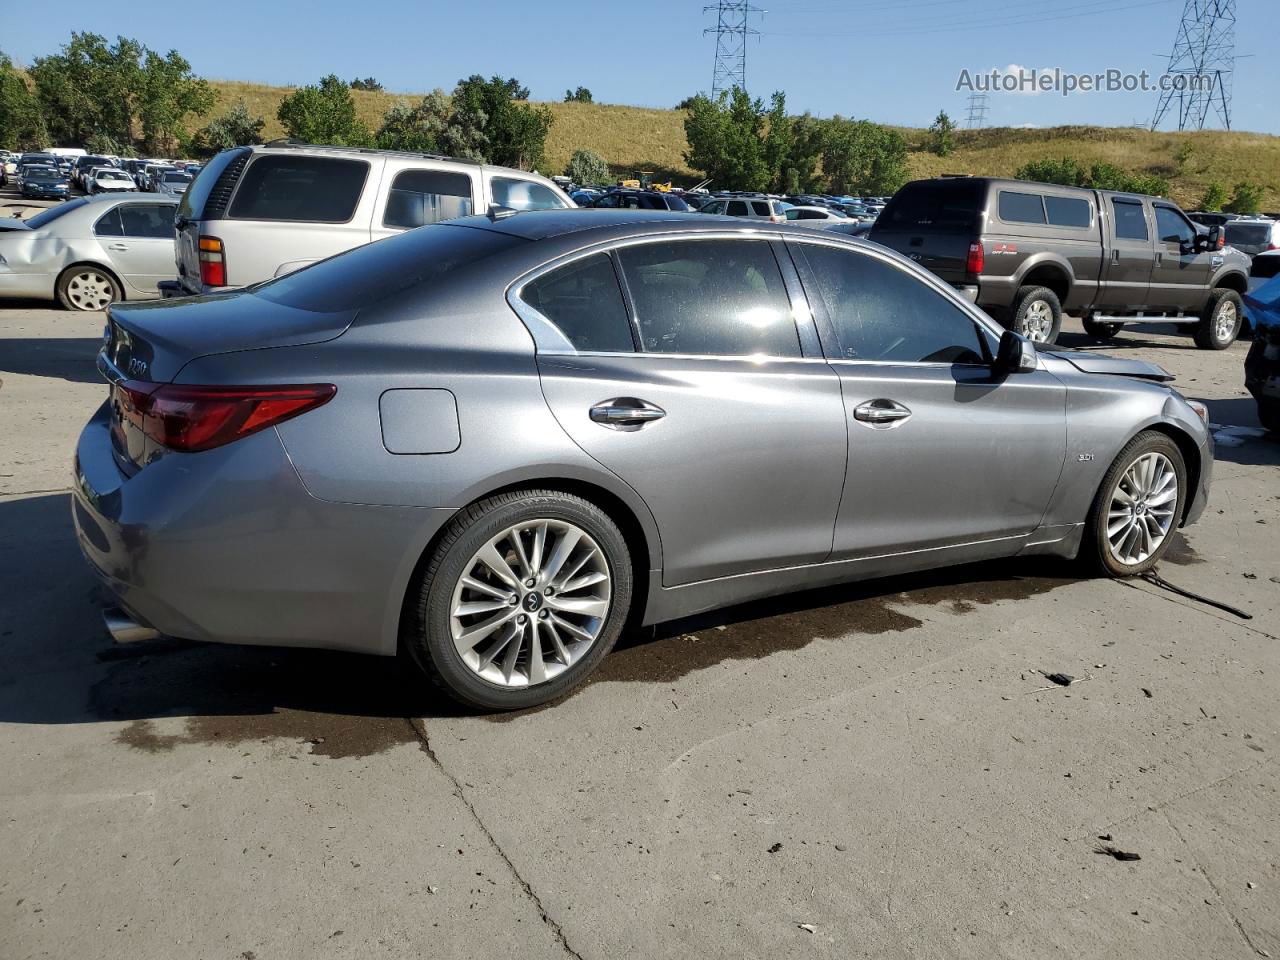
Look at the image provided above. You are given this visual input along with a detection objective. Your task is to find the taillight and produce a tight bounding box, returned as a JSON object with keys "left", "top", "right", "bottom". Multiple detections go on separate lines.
{"left": 1268, "top": 242, "right": 1278, "bottom": 251}
{"left": 966, "top": 241, "right": 985, "bottom": 275}
{"left": 198, "top": 235, "right": 226, "bottom": 287}
{"left": 118, "top": 381, "right": 335, "bottom": 452}
{"left": 1217, "top": 233, "right": 1226, "bottom": 250}
{"left": 770, "top": 214, "right": 786, "bottom": 223}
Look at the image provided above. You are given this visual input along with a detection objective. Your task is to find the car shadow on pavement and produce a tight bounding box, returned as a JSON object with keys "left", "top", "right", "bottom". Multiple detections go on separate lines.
{"left": 0, "top": 492, "right": 1096, "bottom": 741}
{"left": 0, "top": 337, "right": 104, "bottom": 384}
{"left": 1201, "top": 397, "right": 1280, "bottom": 468}
{"left": 1055, "top": 325, "right": 1229, "bottom": 352}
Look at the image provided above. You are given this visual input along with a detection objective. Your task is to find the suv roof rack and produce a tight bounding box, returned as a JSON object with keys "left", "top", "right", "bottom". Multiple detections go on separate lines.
{"left": 261, "top": 138, "right": 482, "bottom": 166}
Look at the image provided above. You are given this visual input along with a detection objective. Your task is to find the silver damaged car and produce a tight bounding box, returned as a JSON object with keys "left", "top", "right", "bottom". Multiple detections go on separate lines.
{"left": 73, "top": 210, "right": 1214, "bottom": 710}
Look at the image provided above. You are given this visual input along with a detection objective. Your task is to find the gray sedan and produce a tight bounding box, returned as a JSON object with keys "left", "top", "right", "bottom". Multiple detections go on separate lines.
{"left": 73, "top": 210, "right": 1213, "bottom": 711}
{"left": 0, "top": 195, "right": 178, "bottom": 310}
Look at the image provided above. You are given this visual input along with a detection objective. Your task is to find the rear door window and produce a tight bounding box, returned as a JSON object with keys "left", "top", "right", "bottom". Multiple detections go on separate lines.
{"left": 998, "top": 191, "right": 1046, "bottom": 224}
{"left": 726, "top": 200, "right": 748, "bottom": 217}
{"left": 751, "top": 201, "right": 771, "bottom": 217}
{"left": 490, "top": 177, "right": 568, "bottom": 211}
{"left": 1111, "top": 199, "right": 1149, "bottom": 240}
{"left": 1044, "top": 195, "right": 1091, "bottom": 227}
{"left": 520, "top": 254, "right": 635, "bottom": 353}
{"left": 94, "top": 208, "right": 124, "bottom": 237}
{"left": 229, "top": 155, "right": 369, "bottom": 222}
{"left": 798, "top": 242, "right": 989, "bottom": 364}
{"left": 383, "top": 169, "right": 473, "bottom": 229}
{"left": 118, "top": 204, "right": 176, "bottom": 238}
{"left": 616, "top": 239, "right": 800, "bottom": 357}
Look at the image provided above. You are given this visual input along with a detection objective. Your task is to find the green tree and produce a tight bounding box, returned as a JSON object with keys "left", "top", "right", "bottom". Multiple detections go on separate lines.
{"left": 375, "top": 92, "right": 450, "bottom": 152}
{"left": 136, "top": 48, "right": 214, "bottom": 154}
{"left": 821, "top": 118, "right": 908, "bottom": 195}
{"left": 928, "top": 109, "right": 955, "bottom": 157}
{"left": 1015, "top": 156, "right": 1167, "bottom": 197}
{"left": 85, "top": 132, "right": 128, "bottom": 156}
{"left": 1224, "top": 181, "right": 1264, "bottom": 215}
{"left": 682, "top": 88, "right": 768, "bottom": 191}
{"left": 350, "top": 77, "right": 383, "bottom": 92}
{"left": 564, "top": 86, "right": 593, "bottom": 103}
{"left": 277, "top": 75, "right": 370, "bottom": 146}
{"left": 449, "top": 75, "right": 551, "bottom": 169}
{"left": 762, "top": 92, "right": 793, "bottom": 193}
{"left": 192, "top": 98, "right": 266, "bottom": 155}
{"left": 1198, "top": 181, "right": 1227, "bottom": 211}
{"left": 0, "top": 53, "right": 48, "bottom": 149}
{"left": 564, "top": 148, "right": 609, "bottom": 184}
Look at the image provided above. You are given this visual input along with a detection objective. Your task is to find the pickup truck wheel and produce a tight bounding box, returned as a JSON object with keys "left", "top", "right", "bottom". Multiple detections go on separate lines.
{"left": 1012, "top": 286, "right": 1062, "bottom": 344}
{"left": 1082, "top": 317, "right": 1121, "bottom": 341}
{"left": 1193, "top": 289, "right": 1243, "bottom": 350}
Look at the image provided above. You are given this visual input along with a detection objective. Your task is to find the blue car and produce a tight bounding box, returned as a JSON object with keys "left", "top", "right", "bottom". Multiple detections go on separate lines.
{"left": 19, "top": 166, "right": 71, "bottom": 200}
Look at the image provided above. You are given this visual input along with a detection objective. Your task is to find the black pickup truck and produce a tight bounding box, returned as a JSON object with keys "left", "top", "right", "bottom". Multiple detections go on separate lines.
{"left": 869, "top": 177, "right": 1252, "bottom": 349}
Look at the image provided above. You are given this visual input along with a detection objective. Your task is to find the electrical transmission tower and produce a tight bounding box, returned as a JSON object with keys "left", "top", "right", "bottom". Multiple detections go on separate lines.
{"left": 1151, "top": 0, "right": 1235, "bottom": 130}
{"left": 703, "top": 2, "right": 764, "bottom": 98}
{"left": 964, "top": 93, "right": 989, "bottom": 129}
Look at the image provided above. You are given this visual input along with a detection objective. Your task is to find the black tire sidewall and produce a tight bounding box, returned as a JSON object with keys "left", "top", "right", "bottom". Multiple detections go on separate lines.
{"left": 1088, "top": 431, "right": 1187, "bottom": 577}
{"left": 1195, "top": 289, "right": 1243, "bottom": 350}
{"left": 1013, "top": 286, "right": 1063, "bottom": 344}
{"left": 411, "top": 492, "right": 634, "bottom": 711}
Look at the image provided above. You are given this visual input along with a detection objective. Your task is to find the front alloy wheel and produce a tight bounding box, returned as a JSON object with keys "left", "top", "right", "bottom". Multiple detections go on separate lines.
{"left": 1088, "top": 431, "right": 1186, "bottom": 577}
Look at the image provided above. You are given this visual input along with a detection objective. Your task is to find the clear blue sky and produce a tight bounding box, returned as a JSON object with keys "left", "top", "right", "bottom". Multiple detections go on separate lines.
{"left": 6, "top": 0, "right": 1275, "bottom": 134}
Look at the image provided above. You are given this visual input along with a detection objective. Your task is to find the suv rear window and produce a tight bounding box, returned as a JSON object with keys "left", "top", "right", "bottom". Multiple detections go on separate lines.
{"left": 230, "top": 155, "right": 369, "bottom": 223}
{"left": 1226, "top": 222, "right": 1273, "bottom": 247}
{"left": 253, "top": 223, "right": 522, "bottom": 312}
{"left": 880, "top": 180, "right": 981, "bottom": 232}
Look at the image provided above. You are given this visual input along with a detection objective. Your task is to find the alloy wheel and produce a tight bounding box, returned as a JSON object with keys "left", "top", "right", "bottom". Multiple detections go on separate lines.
{"left": 449, "top": 519, "right": 611, "bottom": 688}
{"left": 1214, "top": 299, "right": 1238, "bottom": 343}
{"left": 1022, "top": 300, "right": 1054, "bottom": 342}
{"left": 1106, "top": 452, "right": 1178, "bottom": 566}
{"left": 66, "top": 270, "right": 115, "bottom": 311}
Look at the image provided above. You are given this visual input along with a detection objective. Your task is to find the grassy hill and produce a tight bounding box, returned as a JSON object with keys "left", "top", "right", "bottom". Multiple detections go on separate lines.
{"left": 203, "top": 81, "right": 1280, "bottom": 209}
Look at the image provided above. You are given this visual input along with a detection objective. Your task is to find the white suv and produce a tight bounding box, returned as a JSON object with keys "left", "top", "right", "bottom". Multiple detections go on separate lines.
{"left": 166, "top": 143, "right": 574, "bottom": 297}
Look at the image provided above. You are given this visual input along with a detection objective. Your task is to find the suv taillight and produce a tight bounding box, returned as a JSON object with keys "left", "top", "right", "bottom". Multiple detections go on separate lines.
{"left": 198, "top": 235, "right": 226, "bottom": 287}
{"left": 966, "top": 242, "right": 985, "bottom": 276}
{"left": 117, "top": 381, "right": 335, "bottom": 453}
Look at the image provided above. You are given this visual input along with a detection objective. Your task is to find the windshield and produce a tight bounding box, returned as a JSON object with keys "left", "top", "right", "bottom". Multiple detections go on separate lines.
{"left": 24, "top": 198, "right": 89, "bottom": 228}
{"left": 1225, "top": 223, "right": 1273, "bottom": 247}
{"left": 28, "top": 169, "right": 59, "bottom": 181}
{"left": 100, "top": 171, "right": 131, "bottom": 180}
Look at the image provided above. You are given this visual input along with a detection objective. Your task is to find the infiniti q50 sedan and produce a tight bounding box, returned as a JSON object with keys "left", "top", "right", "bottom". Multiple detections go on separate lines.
{"left": 73, "top": 210, "right": 1213, "bottom": 710}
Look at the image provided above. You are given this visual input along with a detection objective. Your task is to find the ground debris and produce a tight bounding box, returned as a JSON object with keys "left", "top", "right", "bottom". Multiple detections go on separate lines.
{"left": 1095, "top": 845, "right": 1142, "bottom": 862}
{"left": 767, "top": 842, "right": 783, "bottom": 854}
{"left": 1040, "top": 671, "right": 1075, "bottom": 686}
{"left": 797, "top": 923, "right": 816, "bottom": 933}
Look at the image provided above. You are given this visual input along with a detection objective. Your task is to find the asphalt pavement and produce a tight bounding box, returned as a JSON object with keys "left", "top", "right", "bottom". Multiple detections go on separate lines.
{"left": 1, "top": 283, "right": 1277, "bottom": 958}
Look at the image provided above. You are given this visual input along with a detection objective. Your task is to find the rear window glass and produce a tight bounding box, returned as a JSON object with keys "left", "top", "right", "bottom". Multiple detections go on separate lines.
{"left": 998, "top": 191, "right": 1046, "bottom": 224}
{"left": 253, "top": 223, "right": 522, "bottom": 312}
{"left": 880, "top": 180, "right": 981, "bottom": 231}
{"left": 1226, "top": 223, "right": 1272, "bottom": 247}
{"left": 384, "top": 169, "right": 473, "bottom": 229}
{"left": 230, "top": 155, "right": 369, "bottom": 223}
{"left": 520, "top": 254, "right": 635, "bottom": 353}
{"left": 25, "top": 198, "right": 88, "bottom": 228}
{"left": 177, "top": 146, "right": 247, "bottom": 220}
{"left": 1045, "top": 195, "right": 1091, "bottom": 228}
{"left": 1111, "top": 199, "right": 1149, "bottom": 240}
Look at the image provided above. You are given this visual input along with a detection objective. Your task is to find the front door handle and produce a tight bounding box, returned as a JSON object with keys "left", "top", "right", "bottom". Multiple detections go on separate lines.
{"left": 854, "top": 399, "right": 912, "bottom": 427}
{"left": 590, "top": 398, "right": 666, "bottom": 431}
{"left": 108, "top": 243, "right": 128, "bottom": 251}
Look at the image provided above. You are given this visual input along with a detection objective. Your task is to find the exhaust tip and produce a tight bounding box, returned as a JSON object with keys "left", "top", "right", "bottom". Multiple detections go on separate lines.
{"left": 103, "top": 607, "right": 161, "bottom": 645}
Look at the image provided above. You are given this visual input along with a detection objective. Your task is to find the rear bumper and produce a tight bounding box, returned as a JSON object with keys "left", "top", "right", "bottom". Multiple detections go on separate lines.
{"left": 71, "top": 401, "right": 455, "bottom": 656}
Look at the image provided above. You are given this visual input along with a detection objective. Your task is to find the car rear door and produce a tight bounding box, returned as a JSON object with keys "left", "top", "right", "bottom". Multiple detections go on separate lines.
{"left": 96, "top": 202, "right": 178, "bottom": 295}
{"left": 524, "top": 235, "right": 849, "bottom": 586}
{"left": 788, "top": 236, "right": 1067, "bottom": 561}
{"left": 1096, "top": 196, "right": 1155, "bottom": 310}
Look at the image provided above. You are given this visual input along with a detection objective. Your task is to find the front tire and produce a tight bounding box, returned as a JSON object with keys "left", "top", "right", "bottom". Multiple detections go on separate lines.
{"left": 406, "top": 490, "right": 634, "bottom": 711}
{"left": 56, "top": 265, "right": 123, "bottom": 312}
{"left": 1086, "top": 431, "right": 1186, "bottom": 577}
{"left": 1194, "top": 289, "right": 1243, "bottom": 350}
{"left": 1082, "top": 316, "right": 1121, "bottom": 341}
{"left": 1011, "top": 285, "right": 1062, "bottom": 344}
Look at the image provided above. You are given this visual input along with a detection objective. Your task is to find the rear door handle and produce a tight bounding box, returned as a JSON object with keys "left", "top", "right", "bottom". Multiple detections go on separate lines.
{"left": 854, "top": 399, "right": 912, "bottom": 427}
{"left": 590, "top": 398, "right": 666, "bottom": 431}
{"left": 107, "top": 243, "right": 128, "bottom": 251}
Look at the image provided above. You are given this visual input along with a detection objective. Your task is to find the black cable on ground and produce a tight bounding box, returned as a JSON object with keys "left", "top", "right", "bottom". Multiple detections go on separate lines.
{"left": 1140, "top": 569, "right": 1253, "bottom": 620}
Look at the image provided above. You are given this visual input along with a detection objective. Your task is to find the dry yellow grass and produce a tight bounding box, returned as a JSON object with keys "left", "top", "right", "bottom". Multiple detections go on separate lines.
{"left": 202, "top": 82, "right": 1278, "bottom": 207}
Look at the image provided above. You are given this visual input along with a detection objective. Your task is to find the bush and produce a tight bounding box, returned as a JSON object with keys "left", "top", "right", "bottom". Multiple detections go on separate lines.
{"left": 564, "top": 87, "right": 593, "bottom": 103}
{"left": 277, "top": 75, "right": 370, "bottom": 146}
{"left": 1198, "top": 181, "right": 1227, "bottom": 211}
{"left": 564, "top": 148, "right": 608, "bottom": 185}
{"left": 1224, "top": 181, "right": 1264, "bottom": 215}
{"left": 1015, "top": 156, "right": 1168, "bottom": 197}
{"left": 191, "top": 98, "right": 265, "bottom": 155}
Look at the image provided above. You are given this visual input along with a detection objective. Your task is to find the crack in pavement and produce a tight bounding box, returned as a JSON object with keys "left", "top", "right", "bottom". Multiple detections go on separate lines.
{"left": 404, "top": 717, "right": 587, "bottom": 960}
{"left": 1162, "top": 809, "right": 1265, "bottom": 958}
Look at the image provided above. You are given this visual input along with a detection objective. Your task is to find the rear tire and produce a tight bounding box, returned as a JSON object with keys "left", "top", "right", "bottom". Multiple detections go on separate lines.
{"left": 1011, "top": 285, "right": 1062, "bottom": 344}
{"left": 405, "top": 490, "right": 633, "bottom": 712}
{"left": 1193, "top": 289, "right": 1243, "bottom": 350}
{"left": 1082, "top": 316, "right": 1121, "bottom": 341}
{"left": 1085, "top": 431, "right": 1186, "bottom": 578}
{"left": 56, "top": 265, "right": 123, "bottom": 312}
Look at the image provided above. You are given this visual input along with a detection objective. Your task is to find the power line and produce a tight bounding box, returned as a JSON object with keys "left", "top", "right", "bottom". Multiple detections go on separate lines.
{"left": 1150, "top": 0, "right": 1235, "bottom": 130}
{"left": 965, "top": 92, "right": 990, "bottom": 129}
{"left": 703, "top": 1, "right": 765, "bottom": 97}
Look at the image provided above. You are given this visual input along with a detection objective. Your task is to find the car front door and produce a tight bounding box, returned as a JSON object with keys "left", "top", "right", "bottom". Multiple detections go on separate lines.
{"left": 97, "top": 203, "right": 178, "bottom": 295}
{"left": 788, "top": 237, "right": 1068, "bottom": 562}
{"left": 1150, "top": 203, "right": 1213, "bottom": 311}
{"left": 1097, "top": 196, "right": 1155, "bottom": 311}
{"left": 524, "top": 236, "right": 849, "bottom": 586}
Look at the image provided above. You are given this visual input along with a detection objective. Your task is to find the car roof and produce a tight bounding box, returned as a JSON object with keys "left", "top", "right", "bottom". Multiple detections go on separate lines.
{"left": 451, "top": 208, "right": 705, "bottom": 241}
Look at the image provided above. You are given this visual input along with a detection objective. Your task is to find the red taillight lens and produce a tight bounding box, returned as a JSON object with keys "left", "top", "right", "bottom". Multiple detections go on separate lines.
{"left": 1217, "top": 234, "right": 1226, "bottom": 250}
{"left": 198, "top": 235, "right": 226, "bottom": 287}
{"left": 966, "top": 241, "right": 985, "bottom": 275}
{"left": 119, "top": 381, "right": 335, "bottom": 452}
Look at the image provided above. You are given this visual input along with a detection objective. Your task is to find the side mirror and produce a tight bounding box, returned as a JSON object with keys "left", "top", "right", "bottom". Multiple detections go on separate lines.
{"left": 1207, "top": 225, "right": 1223, "bottom": 250}
{"left": 996, "top": 329, "right": 1038, "bottom": 374}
